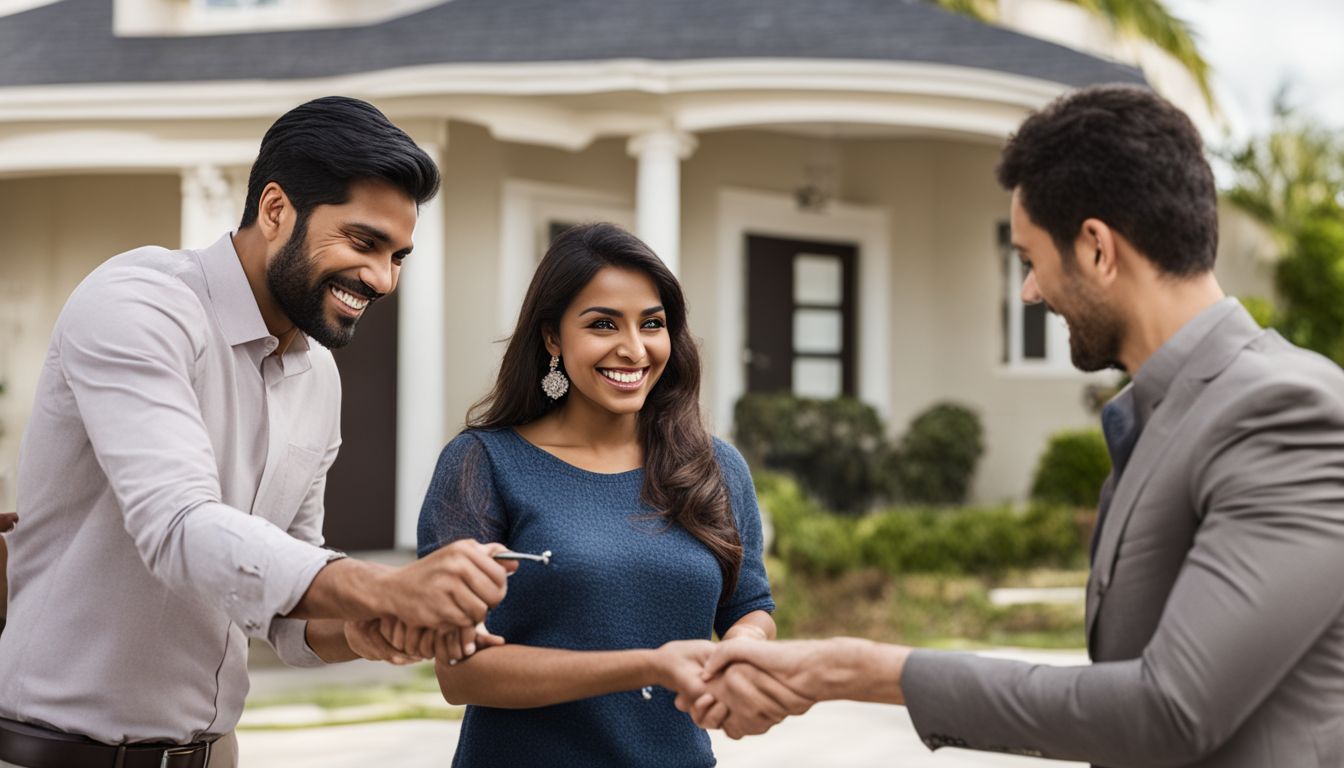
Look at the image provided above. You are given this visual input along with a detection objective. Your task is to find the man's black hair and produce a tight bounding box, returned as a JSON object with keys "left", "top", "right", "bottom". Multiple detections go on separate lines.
{"left": 239, "top": 96, "right": 440, "bottom": 229}
{"left": 996, "top": 84, "right": 1217, "bottom": 276}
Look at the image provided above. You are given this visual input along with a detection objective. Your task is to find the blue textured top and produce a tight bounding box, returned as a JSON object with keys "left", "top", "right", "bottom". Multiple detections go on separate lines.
{"left": 417, "top": 428, "right": 775, "bottom": 768}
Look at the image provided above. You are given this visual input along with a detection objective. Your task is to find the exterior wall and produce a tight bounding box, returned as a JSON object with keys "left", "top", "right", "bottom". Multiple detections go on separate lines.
{"left": 0, "top": 174, "right": 181, "bottom": 508}
{"left": 844, "top": 138, "right": 1105, "bottom": 502}
{"left": 436, "top": 121, "right": 635, "bottom": 437}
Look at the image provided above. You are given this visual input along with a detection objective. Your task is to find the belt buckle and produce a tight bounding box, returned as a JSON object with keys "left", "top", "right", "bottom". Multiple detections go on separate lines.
{"left": 160, "top": 741, "right": 210, "bottom": 768}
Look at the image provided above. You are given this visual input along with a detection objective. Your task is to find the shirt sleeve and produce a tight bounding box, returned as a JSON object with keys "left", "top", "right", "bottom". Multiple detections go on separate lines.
{"left": 267, "top": 400, "right": 344, "bottom": 668}
{"left": 57, "top": 266, "right": 335, "bottom": 641}
{"left": 902, "top": 376, "right": 1344, "bottom": 765}
{"left": 712, "top": 438, "right": 776, "bottom": 638}
{"left": 417, "top": 431, "right": 508, "bottom": 558}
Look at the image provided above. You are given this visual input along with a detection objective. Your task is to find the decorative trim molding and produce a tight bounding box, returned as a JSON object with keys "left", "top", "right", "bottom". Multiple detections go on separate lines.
{"left": 498, "top": 179, "right": 634, "bottom": 335}
{"left": 0, "top": 59, "right": 1068, "bottom": 151}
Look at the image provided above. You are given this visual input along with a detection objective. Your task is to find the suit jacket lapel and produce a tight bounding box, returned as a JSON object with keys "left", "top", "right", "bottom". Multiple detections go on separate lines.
{"left": 1085, "top": 306, "right": 1265, "bottom": 643}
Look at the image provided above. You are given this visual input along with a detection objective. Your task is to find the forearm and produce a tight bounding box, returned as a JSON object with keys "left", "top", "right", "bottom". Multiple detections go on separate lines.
{"left": 722, "top": 610, "right": 775, "bottom": 641}
{"left": 436, "top": 645, "right": 660, "bottom": 708}
{"left": 817, "top": 638, "right": 909, "bottom": 704}
{"left": 286, "top": 557, "right": 390, "bottom": 621}
{"left": 305, "top": 619, "right": 360, "bottom": 663}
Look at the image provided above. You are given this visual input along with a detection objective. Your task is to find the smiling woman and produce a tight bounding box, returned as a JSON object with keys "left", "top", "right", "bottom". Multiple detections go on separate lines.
{"left": 414, "top": 223, "right": 788, "bottom": 767}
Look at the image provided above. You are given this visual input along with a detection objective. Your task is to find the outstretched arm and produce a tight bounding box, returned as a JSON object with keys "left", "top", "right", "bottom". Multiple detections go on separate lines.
{"left": 433, "top": 637, "right": 714, "bottom": 709}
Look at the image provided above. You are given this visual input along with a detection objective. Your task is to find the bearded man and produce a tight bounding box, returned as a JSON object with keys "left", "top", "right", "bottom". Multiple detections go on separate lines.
{"left": 691, "top": 85, "right": 1344, "bottom": 768}
{"left": 0, "top": 97, "right": 515, "bottom": 768}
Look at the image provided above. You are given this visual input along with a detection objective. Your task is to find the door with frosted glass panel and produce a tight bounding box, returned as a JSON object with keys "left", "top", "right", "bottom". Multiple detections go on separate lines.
{"left": 745, "top": 235, "right": 857, "bottom": 398}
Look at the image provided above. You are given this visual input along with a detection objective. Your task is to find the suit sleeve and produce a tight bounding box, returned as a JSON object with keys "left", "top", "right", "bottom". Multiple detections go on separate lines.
{"left": 902, "top": 376, "right": 1344, "bottom": 766}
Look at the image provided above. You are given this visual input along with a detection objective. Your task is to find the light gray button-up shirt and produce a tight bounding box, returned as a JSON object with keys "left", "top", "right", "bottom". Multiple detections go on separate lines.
{"left": 0, "top": 233, "right": 342, "bottom": 743}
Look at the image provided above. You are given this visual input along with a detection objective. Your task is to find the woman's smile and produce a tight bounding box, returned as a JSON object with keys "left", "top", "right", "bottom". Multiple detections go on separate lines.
{"left": 597, "top": 367, "right": 648, "bottom": 390}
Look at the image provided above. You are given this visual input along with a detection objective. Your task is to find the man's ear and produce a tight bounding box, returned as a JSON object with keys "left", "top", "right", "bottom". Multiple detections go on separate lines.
{"left": 1076, "top": 218, "right": 1119, "bottom": 283}
{"left": 256, "top": 181, "right": 294, "bottom": 245}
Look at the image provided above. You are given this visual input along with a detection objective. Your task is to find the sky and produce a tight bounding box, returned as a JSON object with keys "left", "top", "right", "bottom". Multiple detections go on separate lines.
{"left": 1164, "top": 0, "right": 1344, "bottom": 140}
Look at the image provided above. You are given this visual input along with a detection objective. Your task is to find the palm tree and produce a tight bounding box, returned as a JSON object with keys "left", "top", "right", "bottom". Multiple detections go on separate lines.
{"left": 931, "top": 0, "right": 1213, "bottom": 107}
{"left": 1223, "top": 93, "right": 1344, "bottom": 243}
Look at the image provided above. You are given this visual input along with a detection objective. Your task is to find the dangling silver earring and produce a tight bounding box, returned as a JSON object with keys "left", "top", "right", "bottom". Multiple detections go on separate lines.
{"left": 541, "top": 355, "right": 569, "bottom": 400}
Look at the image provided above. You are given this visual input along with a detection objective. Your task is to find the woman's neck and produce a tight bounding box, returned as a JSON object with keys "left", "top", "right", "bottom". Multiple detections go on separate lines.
{"left": 549, "top": 396, "right": 640, "bottom": 449}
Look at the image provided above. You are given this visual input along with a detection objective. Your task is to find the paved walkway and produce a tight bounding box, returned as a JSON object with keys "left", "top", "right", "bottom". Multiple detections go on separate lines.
{"left": 239, "top": 649, "right": 1088, "bottom": 767}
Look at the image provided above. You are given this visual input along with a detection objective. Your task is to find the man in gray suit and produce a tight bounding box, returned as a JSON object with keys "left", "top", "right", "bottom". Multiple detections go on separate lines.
{"left": 687, "top": 85, "right": 1344, "bottom": 766}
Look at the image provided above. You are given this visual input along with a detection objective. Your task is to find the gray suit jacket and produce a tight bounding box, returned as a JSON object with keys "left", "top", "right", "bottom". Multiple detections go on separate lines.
{"left": 902, "top": 302, "right": 1344, "bottom": 767}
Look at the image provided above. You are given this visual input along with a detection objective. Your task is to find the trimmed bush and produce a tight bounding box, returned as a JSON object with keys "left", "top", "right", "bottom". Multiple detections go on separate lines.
{"left": 893, "top": 403, "right": 984, "bottom": 505}
{"left": 760, "top": 472, "right": 1085, "bottom": 577}
{"left": 1030, "top": 429, "right": 1111, "bottom": 508}
{"left": 735, "top": 393, "right": 890, "bottom": 514}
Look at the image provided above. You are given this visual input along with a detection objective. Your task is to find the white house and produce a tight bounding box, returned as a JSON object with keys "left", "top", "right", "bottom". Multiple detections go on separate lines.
{"left": 0, "top": 0, "right": 1273, "bottom": 549}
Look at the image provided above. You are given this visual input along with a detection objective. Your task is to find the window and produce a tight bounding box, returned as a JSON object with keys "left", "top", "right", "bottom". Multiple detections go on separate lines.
{"left": 1000, "top": 221, "right": 1072, "bottom": 370}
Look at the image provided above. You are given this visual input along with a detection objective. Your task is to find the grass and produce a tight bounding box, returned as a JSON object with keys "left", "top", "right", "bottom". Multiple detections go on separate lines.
{"left": 770, "top": 559, "right": 1087, "bottom": 649}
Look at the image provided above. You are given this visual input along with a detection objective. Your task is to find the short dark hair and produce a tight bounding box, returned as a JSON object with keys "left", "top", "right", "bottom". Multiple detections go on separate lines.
{"left": 239, "top": 96, "right": 440, "bottom": 229}
{"left": 996, "top": 84, "right": 1217, "bottom": 276}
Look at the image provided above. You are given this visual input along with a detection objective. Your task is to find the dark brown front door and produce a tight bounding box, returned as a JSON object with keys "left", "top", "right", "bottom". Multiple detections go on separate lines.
{"left": 324, "top": 291, "right": 398, "bottom": 551}
{"left": 745, "top": 235, "right": 858, "bottom": 398}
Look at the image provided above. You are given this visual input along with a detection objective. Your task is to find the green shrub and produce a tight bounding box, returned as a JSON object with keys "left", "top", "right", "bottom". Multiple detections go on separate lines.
{"left": 1029, "top": 429, "right": 1111, "bottom": 508}
{"left": 759, "top": 472, "right": 1085, "bottom": 576}
{"left": 892, "top": 403, "right": 984, "bottom": 505}
{"left": 735, "top": 393, "right": 890, "bottom": 514}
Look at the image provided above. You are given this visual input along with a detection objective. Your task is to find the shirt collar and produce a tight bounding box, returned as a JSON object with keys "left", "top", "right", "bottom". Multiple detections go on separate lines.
{"left": 196, "top": 232, "right": 272, "bottom": 348}
{"left": 195, "top": 232, "right": 314, "bottom": 377}
{"left": 1131, "top": 297, "right": 1242, "bottom": 426}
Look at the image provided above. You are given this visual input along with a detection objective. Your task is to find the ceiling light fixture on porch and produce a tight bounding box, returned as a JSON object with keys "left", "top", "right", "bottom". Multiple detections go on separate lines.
{"left": 795, "top": 132, "right": 841, "bottom": 213}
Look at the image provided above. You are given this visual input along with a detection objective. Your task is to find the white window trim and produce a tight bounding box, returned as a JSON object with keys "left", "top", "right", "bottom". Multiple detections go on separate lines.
{"left": 498, "top": 179, "right": 634, "bottom": 337}
{"left": 715, "top": 188, "right": 891, "bottom": 434}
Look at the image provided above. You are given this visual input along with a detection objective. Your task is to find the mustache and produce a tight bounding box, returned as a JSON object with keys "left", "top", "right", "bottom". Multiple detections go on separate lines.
{"left": 326, "top": 275, "right": 384, "bottom": 304}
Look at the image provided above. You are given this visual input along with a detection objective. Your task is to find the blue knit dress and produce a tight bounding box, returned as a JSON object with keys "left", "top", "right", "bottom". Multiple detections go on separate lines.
{"left": 417, "top": 428, "right": 775, "bottom": 767}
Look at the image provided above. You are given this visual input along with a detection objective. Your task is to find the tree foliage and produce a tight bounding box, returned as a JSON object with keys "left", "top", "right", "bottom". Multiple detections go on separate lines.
{"left": 1224, "top": 100, "right": 1344, "bottom": 367}
{"left": 929, "top": 0, "right": 1212, "bottom": 106}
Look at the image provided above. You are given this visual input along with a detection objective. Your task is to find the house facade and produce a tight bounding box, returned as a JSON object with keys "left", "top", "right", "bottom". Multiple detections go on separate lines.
{"left": 0, "top": 0, "right": 1274, "bottom": 549}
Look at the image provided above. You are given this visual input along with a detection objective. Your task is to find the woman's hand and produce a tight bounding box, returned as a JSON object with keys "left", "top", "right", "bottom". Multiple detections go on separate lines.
{"left": 650, "top": 640, "right": 715, "bottom": 700}
{"left": 434, "top": 622, "right": 507, "bottom": 666}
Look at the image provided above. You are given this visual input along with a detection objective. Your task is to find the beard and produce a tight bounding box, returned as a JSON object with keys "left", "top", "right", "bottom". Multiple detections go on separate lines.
{"left": 1051, "top": 276, "right": 1125, "bottom": 372}
{"left": 266, "top": 219, "right": 361, "bottom": 350}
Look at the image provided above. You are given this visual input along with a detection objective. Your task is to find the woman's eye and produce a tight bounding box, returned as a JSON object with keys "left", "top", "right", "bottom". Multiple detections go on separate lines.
{"left": 591, "top": 319, "right": 617, "bottom": 330}
{"left": 642, "top": 318, "right": 665, "bottom": 330}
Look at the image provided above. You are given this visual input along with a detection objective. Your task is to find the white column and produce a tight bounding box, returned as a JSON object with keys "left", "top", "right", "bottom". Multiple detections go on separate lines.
{"left": 395, "top": 139, "right": 448, "bottom": 550}
{"left": 180, "top": 164, "right": 242, "bottom": 248}
{"left": 627, "top": 129, "right": 696, "bottom": 274}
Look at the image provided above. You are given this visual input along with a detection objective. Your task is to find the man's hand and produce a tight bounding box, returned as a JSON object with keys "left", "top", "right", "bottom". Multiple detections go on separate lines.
{"left": 692, "top": 660, "right": 814, "bottom": 739}
{"left": 371, "top": 540, "right": 516, "bottom": 629}
{"left": 0, "top": 512, "right": 17, "bottom": 533}
{"left": 345, "top": 619, "right": 423, "bottom": 665}
{"left": 702, "top": 637, "right": 910, "bottom": 706}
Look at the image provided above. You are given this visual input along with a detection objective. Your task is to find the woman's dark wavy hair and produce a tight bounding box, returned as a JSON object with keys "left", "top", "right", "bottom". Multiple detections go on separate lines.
{"left": 239, "top": 96, "right": 440, "bottom": 230}
{"left": 468, "top": 223, "right": 743, "bottom": 602}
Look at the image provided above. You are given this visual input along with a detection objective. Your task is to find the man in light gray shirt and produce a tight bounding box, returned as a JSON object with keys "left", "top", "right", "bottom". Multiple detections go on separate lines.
{"left": 0, "top": 97, "right": 515, "bottom": 768}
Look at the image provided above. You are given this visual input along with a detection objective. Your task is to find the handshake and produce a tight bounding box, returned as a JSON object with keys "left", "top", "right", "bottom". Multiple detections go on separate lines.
{"left": 655, "top": 635, "right": 908, "bottom": 741}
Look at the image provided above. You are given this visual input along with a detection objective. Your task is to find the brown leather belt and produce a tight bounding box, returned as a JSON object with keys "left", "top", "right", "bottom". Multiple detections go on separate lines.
{"left": 0, "top": 718, "right": 218, "bottom": 768}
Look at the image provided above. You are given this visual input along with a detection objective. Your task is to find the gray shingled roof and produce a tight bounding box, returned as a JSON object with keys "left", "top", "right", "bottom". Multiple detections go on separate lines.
{"left": 0, "top": 0, "right": 1145, "bottom": 88}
